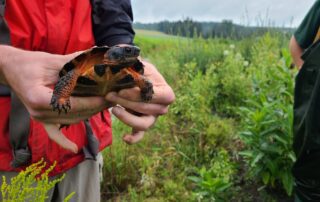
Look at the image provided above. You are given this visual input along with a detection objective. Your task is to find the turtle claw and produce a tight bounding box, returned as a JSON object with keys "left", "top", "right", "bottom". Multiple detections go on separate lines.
{"left": 50, "top": 96, "right": 71, "bottom": 114}
{"left": 141, "top": 79, "right": 154, "bottom": 102}
{"left": 62, "top": 99, "right": 71, "bottom": 113}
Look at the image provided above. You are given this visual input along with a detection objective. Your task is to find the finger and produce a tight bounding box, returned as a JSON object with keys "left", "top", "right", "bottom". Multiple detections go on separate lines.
{"left": 31, "top": 105, "right": 107, "bottom": 125}
{"left": 152, "top": 85, "right": 175, "bottom": 105}
{"left": 141, "top": 61, "right": 175, "bottom": 104}
{"left": 34, "top": 111, "right": 98, "bottom": 124}
{"left": 117, "top": 87, "right": 141, "bottom": 102}
{"left": 35, "top": 107, "right": 113, "bottom": 125}
{"left": 39, "top": 117, "right": 83, "bottom": 125}
{"left": 122, "top": 130, "right": 145, "bottom": 144}
{"left": 106, "top": 92, "right": 168, "bottom": 115}
{"left": 111, "top": 106, "right": 157, "bottom": 131}
{"left": 43, "top": 123, "right": 78, "bottom": 153}
{"left": 27, "top": 86, "right": 107, "bottom": 113}
{"left": 69, "top": 96, "right": 107, "bottom": 113}
{"left": 116, "top": 85, "right": 175, "bottom": 105}
{"left": 27, "top": 88, "right": 108, "bottom": 119}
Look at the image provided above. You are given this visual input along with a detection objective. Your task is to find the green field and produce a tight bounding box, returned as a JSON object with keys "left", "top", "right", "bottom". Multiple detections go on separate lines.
{"left": 101, "top": 30, "right": 296, "bottom": 201}
{"left": 135, "top": 29, "right": 174, "bottom": 38}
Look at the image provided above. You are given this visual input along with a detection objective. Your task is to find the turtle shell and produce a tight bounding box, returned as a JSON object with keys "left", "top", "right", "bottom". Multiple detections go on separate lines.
{"left": 51, "top": 45, "right": 153, "bottom": 113}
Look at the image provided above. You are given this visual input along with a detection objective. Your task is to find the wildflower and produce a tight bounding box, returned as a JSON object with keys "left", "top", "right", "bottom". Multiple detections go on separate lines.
{"left": 243, "top": 61, "right": 249, "bottom": 67}
{"left": 140, "top": 173, "right": 154, "bottom": 188}
{"left": 229, "top": 44, "right": 235, "bottom": 49}
{"left": 223, "top": 50, "right": 230, "bottom": 56}
{"left": 235, "top": 53, "right": 242, "bottom": 60}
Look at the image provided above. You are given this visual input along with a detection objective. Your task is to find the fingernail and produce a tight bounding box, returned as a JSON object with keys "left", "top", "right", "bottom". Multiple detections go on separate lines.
{"left": 123, "top": 135, "right": 133, "bottom": 145}
{"left": 112, "top": 106, "right": 122, "bottom": 115}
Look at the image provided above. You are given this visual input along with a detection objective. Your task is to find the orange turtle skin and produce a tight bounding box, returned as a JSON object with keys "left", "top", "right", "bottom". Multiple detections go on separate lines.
{"left": 50, "top": 45, "right": 153, "bottom": 113}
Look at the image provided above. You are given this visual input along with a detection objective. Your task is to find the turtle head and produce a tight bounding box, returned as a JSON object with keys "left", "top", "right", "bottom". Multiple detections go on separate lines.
{"left": 105, "top": 45, "right": 140, "bottom": 63}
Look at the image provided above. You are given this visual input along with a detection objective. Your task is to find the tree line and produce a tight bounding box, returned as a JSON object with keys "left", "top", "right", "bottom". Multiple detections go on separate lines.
{"left": 134, "top": 18, "right": 294, "bottom": 39}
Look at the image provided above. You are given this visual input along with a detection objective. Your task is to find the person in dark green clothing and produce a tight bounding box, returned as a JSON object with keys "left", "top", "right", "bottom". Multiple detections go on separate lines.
{"left": 290, "top": 0, "right": 320, "bottom": 201}
{"left": 290, "top": 0, "right": 320, "bottom": 69}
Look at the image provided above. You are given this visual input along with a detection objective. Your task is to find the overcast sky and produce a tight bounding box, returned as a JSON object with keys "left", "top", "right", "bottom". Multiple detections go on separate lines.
{"left": 132, "top": 0, "right": 316, "bottom": 27}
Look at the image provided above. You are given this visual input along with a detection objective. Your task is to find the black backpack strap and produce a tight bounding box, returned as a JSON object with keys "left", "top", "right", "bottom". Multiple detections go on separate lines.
{"left": 0, "top": 0, "right": 10, "bottom": 96}
{"left": 0, "top": 0, "right": 31, "bottom": 168}
{"left": 83, "top": 119, "right": 99, "bottom": 160}
{"left": 0, "top": 0, "right": 6, "bottom": 17}
{"left": 0, "top": 0, "right": 10, "bottom": 44}
{"left": 0, "top": 0, "right": 5, "bottom": 17}
{"left": 9, "top": 92, "right": 31, "bottom": 168}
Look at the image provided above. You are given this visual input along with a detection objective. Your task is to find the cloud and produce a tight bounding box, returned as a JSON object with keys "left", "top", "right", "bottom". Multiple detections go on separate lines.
{"left": 132, "top": 0, "right": 315, "bottom": 27}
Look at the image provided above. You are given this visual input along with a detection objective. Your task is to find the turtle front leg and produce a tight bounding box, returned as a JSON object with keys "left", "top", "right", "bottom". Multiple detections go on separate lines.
{"left": 51, "top": 70, "right": 80, "bottom": 114}
{"left": 114, "top": 68, "right": 154, "bottom": 102}
{"left": 112, "top": 69, "right": 154, "bottom": 102}
{"left": 136, "top": 76, "right": 154, "bottom": 102}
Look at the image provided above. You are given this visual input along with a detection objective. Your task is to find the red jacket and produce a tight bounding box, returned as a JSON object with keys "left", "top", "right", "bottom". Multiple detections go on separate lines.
{"left": 0, "top": 0, "right": 113, "bottom": 176}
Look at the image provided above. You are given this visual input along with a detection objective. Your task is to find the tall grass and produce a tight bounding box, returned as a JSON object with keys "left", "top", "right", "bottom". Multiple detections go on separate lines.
{"left": 101, "top": 31, "right": 295, "bottom": 201}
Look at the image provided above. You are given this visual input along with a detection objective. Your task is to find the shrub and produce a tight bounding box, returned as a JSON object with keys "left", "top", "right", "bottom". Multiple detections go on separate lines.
{"left": 1, "top": 160, "right": 75, "bottom": 202}
{"left": 239, "top": 35, "right": 296, "bottom": 195}
{"left": 102, "top": 32, "right": 294, "bottom": 201}
{"left": 189, "top": 149, "right": 235, "bottom": 201}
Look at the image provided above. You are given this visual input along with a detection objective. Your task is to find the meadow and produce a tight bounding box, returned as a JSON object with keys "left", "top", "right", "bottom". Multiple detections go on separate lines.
{"left": 0, "top": 29, "right": 296, "bottom": 202}
{"left": 100, "top": 29, "right": 296, "bottom": 201}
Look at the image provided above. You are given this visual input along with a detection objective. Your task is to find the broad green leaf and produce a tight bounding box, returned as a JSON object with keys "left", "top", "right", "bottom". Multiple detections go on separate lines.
{"left": 250, "top": 153, "right": 264, "bottom": 167}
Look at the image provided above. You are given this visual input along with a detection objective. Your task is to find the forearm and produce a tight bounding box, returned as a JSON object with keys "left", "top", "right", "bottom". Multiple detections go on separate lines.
{"left": 0, "top": 45, "right": 16, "bottom": 85}
{"left": 0, "top": 45, "right": 36, "bottom": 87}
{"left": 289, "top": 36, "right": 304, "bottom": 69}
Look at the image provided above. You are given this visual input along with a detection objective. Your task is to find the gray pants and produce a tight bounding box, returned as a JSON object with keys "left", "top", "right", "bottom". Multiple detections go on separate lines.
{"left": 0, "top": 154, "right": 103, "bottom": 202}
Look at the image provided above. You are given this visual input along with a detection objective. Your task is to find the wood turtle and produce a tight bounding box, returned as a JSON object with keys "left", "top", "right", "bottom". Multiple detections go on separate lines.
{"left": 50, "top": 45, "right": 154, "bottom": 113}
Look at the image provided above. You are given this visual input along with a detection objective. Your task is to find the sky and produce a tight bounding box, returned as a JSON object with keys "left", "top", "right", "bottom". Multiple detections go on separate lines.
{"left": 132, "top": 0, "right": 316, "bottom": 27}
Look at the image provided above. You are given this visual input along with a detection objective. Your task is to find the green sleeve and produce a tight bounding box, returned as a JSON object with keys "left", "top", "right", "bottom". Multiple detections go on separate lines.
{"left": 294, "top": 0, "right": 320, "bottom": 49}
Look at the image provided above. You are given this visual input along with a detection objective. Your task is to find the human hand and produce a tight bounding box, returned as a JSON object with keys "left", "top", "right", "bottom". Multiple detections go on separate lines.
{"left": 105, "top": 61, "right": 175, "bottom": 144}
{"left": 0, "top": 46, "right": 109, "bottom": 123}
{"left": 0, "top": 45, "right": 109, "bottom": 152}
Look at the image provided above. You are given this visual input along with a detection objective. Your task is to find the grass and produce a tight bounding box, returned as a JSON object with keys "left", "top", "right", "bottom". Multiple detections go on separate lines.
{"left": 101, "top": 30, "right": 295, "bottom": 201}
{"left": 135, "top": 29, "right": 174, "bottom": 38}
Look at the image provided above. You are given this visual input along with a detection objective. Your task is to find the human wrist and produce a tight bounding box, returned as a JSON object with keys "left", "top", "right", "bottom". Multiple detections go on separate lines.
{"left": 0, "top": 45, "right": 38, "bottom": 86}
{"left": 0, "top": 45, "right": 13, "bottom": 85}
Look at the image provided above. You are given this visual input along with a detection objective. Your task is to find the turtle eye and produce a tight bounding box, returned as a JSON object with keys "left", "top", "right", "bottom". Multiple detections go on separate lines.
{"left": 125, "top": 47, "right": 132, "bottom": 54}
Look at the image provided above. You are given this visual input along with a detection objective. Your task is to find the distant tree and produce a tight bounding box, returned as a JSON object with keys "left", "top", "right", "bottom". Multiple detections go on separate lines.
{"left": 133, "top": 18, "right": 295, "bottom": 39}
{"left": 156, "top": 18, "right": 202, "bottom": 37}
